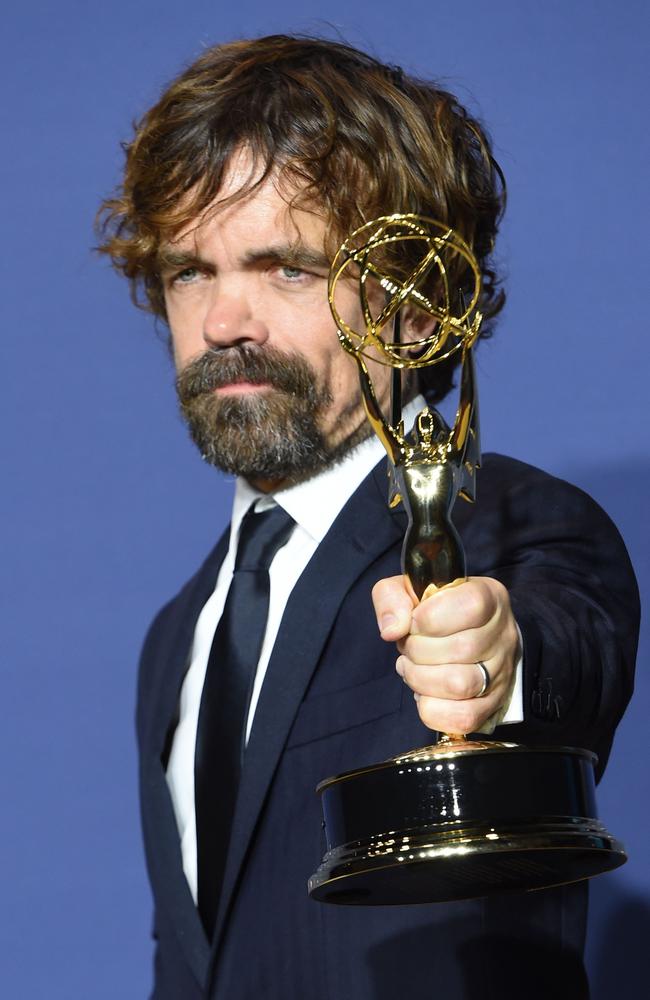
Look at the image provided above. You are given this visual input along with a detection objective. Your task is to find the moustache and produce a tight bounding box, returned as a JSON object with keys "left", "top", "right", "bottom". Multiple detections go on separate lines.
{"left": 176, "top": 346, "right": 320, "bottom": 403}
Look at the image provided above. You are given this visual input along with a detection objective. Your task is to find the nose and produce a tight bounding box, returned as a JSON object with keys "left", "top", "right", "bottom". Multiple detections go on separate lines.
{"left": 202, "top": 290, "right": 269, "bottom": 350}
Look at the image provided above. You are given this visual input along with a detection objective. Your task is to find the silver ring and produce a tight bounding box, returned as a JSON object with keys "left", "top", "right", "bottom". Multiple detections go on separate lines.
{"left": 475, "top": 661, "right": 490, "bottom": 698}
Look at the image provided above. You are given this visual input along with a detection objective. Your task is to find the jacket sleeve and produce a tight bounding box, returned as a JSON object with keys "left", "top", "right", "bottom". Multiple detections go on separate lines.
{"left": 464, "top": 455, "right": 639, "bottom": 779}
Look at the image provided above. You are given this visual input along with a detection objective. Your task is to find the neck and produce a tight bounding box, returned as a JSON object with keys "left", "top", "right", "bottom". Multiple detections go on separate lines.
{"left": 247, "top": 476, "right": 283, "bottom": 494}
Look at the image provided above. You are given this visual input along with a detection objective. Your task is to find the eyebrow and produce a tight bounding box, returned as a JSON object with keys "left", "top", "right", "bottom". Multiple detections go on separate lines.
{"left": 241, "top": 243, "right": 330, "bottom": 271}
{"left": 156, "top": 243, "right": 330, "bottom": 273}
{"left": 156, "top": 249, "right": 211, "bottom": 272}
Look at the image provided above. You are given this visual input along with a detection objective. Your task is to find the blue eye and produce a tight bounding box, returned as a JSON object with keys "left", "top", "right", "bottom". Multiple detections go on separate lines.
{"left": 176, "top": 267, "right": 199, "bottom": 283}
{"left": 281, "top": 266, "right": 304, "bottom": 280}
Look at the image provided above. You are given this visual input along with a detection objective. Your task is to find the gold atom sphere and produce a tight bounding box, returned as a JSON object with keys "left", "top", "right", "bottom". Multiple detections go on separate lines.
{"left": 328, "top": 214, "right": 483, "bottom": 369}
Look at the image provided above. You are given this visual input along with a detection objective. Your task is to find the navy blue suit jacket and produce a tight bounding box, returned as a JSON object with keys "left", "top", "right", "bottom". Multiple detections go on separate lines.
{"left": 136, "top": 454, "right": 639, "bottom": 999}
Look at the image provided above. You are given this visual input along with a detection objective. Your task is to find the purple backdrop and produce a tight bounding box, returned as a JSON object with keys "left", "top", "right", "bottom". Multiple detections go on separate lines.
{"left": 2, "top": 2, "right": 647, "bottom": 996}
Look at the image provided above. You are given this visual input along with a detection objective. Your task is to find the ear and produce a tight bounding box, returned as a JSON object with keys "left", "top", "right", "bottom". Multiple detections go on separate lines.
{"left": 400, "top": 303, "right": 438, "bottom": 344}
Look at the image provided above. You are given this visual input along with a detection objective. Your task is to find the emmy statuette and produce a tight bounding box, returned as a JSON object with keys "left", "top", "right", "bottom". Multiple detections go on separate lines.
{"left": 308, "top": 216, "right": 626, "bottom": 905}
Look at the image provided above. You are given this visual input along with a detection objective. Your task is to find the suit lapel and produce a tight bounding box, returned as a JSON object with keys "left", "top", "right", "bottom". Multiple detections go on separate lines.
{"left": 141, "top": 532, "right": 229, "bottom": 989}
{"left": 151, "top": 534, "right": 229, "bottom": 758}
{"left": 211, "top": 459, "right": 403, "bottom": 948}
{"left": 140, "top": 757, "right": 210, "bottom": 988}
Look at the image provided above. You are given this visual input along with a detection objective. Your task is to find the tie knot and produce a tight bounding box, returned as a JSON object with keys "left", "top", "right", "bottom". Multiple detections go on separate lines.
{"left": 235, "top": 505, "right": 294, "bottom": 572}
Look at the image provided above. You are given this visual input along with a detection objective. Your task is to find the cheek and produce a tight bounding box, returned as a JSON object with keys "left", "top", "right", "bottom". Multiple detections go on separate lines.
{"left": 169, "top": 328, "right": 191, "bottom": 368}
{"left": 164, "top": 286, "right": 208, "bottom": 332}
{"left": 324, "top": 354, "right": 367, "bottom": 424}
{"left": 169, "top": 326, "right": 204, "bottom": 373}
{"left": 277, "top": 304, "right": 340, "bottom": 374}
{"left": 166, "top": 299, "right": 208, "bottom": 362}
{"left": 366, "top": 356, "right": 391, "bottom": 402}
{"left": 326, "top": 344, "right": 357, "bottom": 389}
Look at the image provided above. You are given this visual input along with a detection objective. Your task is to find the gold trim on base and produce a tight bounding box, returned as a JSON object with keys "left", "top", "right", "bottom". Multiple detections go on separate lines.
{"left": 308, "top": 817, "right": 626, "bottom": 905}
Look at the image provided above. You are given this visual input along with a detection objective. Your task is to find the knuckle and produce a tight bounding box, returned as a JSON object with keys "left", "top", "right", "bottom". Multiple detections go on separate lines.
{"left": 491, "top": 577, "right": 509, "bottom": 604}
{"left": 490, "top": 579, "right": 510, "bottom": 618}
{"left": 465, "top": 585, "right": 485, "bottom": 618}
{"left": 447, "top": 666, "right": 474, "bottom": 699}
{"left": 468, "top": 578, "right": 501, "bottom": 621}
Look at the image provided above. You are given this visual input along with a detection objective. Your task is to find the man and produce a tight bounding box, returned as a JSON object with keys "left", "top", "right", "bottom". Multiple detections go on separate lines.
{"left": 99, "top": 35, "right": 639, "bottom": 999}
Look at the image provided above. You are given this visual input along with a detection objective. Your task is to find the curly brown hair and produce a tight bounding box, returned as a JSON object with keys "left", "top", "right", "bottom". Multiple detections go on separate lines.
{"left": 97, "top": 34, "right": 506, "bottom": 400}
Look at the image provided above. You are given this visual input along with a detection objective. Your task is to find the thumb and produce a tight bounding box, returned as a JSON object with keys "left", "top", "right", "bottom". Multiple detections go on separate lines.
{"left": 372, "top": 575, "right": 415, "bottom": 641}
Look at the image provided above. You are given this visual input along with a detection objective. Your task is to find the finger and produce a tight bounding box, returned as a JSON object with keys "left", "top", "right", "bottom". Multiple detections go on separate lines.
{"left": 399, "top": 615, "right": 504, "bottom": 666}
{"left": 412, "top": 577, "right": 504, "bottom": 637}
{"left": 397, "top": 656, "right": 501, "bottom": 702}
{"left": 372, "top": 575, "right": 415, "bottom": 640}
{"left": 414, "top": 692, "right": 498, "bottom": 736}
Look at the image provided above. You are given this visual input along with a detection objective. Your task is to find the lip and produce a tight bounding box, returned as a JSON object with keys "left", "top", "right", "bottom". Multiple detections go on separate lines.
{"left": 214, "top": 381, "right": 271, "bottom": 395}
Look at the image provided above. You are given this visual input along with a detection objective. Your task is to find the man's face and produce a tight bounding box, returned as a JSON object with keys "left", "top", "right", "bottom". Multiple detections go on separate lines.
{"left": 160, "top": 151, "right": 389, "bottom": 490}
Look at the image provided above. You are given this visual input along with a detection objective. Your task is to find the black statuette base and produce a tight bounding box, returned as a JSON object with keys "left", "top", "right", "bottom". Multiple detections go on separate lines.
{"left": 308, "top": 743, "right": 626, "bottom": 905}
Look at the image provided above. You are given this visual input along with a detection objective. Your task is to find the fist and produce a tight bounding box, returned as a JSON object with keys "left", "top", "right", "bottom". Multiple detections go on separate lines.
{"left": 372, "top": 576, "right": 521, "bottom": 735}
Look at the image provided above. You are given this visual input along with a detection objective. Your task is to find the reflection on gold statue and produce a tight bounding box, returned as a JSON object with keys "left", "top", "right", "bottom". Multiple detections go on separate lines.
{"left": 328, "top": 214, "right": 481, "bottom": 603}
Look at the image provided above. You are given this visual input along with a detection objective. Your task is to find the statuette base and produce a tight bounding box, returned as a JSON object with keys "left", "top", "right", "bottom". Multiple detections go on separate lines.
{"left": 308, "top": 742, "right": 625, "bottom": 904}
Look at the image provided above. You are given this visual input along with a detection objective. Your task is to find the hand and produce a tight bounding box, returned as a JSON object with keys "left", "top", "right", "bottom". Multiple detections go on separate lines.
{"left": 372, "top": 576, "right": 521, "bottom": 735}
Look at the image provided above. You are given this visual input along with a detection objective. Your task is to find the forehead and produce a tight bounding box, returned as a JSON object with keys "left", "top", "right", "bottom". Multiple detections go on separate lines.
{"left": 168, "top": 148, "right": 327, "bottom": 252}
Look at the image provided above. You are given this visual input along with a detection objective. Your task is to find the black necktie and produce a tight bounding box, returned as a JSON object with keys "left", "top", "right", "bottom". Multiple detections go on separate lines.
{"left": 194, "top": 504, "right": 294, "bottom": 939}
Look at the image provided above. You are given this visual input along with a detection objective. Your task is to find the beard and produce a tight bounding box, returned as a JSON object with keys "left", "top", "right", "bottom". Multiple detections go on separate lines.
{"left": 175, "top": 345, "right": 371, "bottom": 485}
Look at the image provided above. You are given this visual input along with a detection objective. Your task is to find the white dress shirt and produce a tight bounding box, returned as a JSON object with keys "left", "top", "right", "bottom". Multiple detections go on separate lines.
{"left": 166, "top": 398, "right": 523, "bottom": 901}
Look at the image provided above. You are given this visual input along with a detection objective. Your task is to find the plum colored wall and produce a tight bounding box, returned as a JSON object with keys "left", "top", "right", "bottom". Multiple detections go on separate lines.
{"left": 2, "top": 2, "right": 647, "bottom": 996}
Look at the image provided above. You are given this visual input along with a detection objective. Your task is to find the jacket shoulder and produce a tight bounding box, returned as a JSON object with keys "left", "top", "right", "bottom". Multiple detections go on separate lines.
{"left": 476, "top": 452, "right": 630, "bottom": 532}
